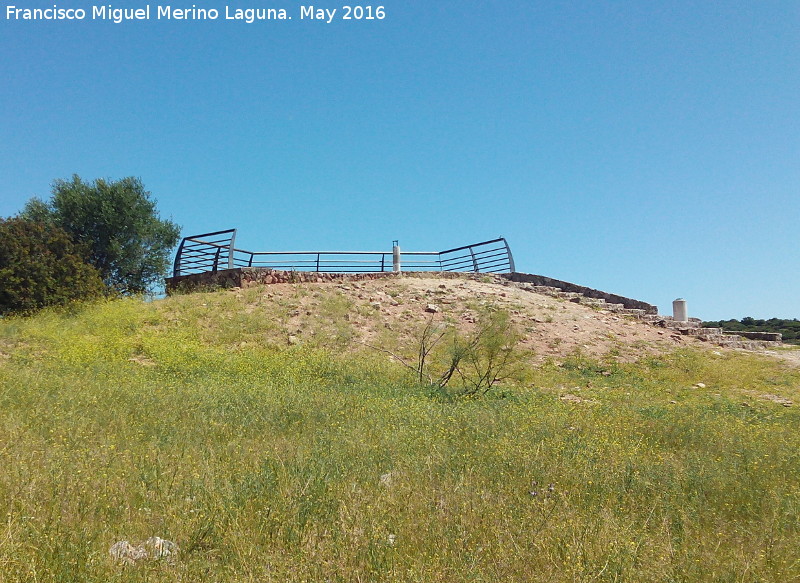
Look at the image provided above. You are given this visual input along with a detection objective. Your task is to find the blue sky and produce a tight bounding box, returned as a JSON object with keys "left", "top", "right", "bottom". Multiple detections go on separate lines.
{"left": 1, "top": 1, "right": 798, "bottom": 320}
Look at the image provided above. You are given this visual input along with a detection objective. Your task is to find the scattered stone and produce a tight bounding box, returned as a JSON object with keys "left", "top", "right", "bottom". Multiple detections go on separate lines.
{"left": 109, "top": 541, "right": 147, "bottom": 565}
{"left": 370, "top": 302, "right": 382, "bottom": 309}
{"left": 559, "top": 394, "right": 599, "bottom": 405}
{"left": 109, "top": 537, "right": 178, "bottom": 565}
{"left": 288, "top": 335, "right": 300, "bottom": 345}
{"left": 127, "top": 356, "right": 156, "bottom": 367}
{"left": 425, "top": 304, "right": 440, "bottom": 314}
{"left": 760, "top": 394, "right": 793, "bottom": 407}
{"left": 146, "top": 537, "right": 178, "bottom": 561}
{"left": 693, "top": 382, "right": 706, "bottom": 389}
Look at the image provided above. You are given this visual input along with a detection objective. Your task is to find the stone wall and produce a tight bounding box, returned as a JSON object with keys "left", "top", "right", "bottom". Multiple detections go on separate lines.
{"left": 723, "top": 330, "right": 783, "bottom": 342}
{"left": 165, "top": 268, "right": 470, "bottom": 293}
{"left": 502, "top": 272, "right": 658, "bottom": 314}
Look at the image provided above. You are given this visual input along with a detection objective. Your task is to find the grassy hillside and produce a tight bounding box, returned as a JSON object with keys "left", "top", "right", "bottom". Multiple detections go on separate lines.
{"left": 1, "top": 283, "right": 800, "bottom": 582}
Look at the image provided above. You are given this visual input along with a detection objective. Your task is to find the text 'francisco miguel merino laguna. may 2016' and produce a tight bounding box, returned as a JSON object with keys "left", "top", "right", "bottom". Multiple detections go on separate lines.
{"left": 4, "top": 4, "right": 387, "bottom": 24}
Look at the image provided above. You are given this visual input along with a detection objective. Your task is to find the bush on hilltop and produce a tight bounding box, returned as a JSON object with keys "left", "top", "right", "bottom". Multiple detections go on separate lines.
{"left": 0, "top": 217, "right": 105, "bottom": 315}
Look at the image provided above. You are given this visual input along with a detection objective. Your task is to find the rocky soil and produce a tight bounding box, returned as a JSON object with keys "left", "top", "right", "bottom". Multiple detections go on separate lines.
{"left": 228, "top": 273, "right": 744, "bottom": 363}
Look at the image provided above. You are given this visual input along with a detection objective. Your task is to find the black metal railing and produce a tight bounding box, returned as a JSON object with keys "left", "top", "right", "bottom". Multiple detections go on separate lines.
{"left": 172, "top": 229, "right": 238, "bottom": 277}
{"left": 172, "top": 229, "right": 514, "bottom": 277}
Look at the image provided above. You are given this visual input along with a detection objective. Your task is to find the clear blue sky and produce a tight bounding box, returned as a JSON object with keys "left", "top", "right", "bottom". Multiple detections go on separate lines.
{"left": 1, "top": 1, "right": 798, "bottom": 320}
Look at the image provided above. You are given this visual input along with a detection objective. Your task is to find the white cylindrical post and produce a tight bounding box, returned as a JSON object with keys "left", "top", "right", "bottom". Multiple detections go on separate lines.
{"left": 673, "top": 298, "right": 688, "bottom": 322}
{"left": 392, "top": 241, "right": 401, "bottom": 273}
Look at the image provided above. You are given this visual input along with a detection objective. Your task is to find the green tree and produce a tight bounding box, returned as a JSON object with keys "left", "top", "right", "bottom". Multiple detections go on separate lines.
{"left": 22, "top": 175, "right": 181, "bottom": 294}
{"left": 0, "top": 218, "right": 105, "bottom": 315}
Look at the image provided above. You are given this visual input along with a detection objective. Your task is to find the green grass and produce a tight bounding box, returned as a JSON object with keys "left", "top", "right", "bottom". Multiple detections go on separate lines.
{"left": 1, "top": 294, "right": 800, "bottom": 581}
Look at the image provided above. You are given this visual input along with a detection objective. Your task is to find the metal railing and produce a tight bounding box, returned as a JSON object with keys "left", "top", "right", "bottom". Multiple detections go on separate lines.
{"left": 172, "top": 229, "right": 514, "bottom": 277}
{"left": 172, "top": 229, "right": 238, "bottom": 276}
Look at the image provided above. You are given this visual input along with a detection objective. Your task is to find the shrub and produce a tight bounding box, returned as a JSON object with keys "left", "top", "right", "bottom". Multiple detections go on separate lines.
{"left": 366, "top": 306, "right": 525, "bottom": 397}
{"left": 0, "top": 218, "right": 105, "bottom": 314}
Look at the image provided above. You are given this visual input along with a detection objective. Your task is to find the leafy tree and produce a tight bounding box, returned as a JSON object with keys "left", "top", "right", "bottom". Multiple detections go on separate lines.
{"left": 22, "top": 175, "right": 181, "bottom": 294}
{"left": 0, "top": 218, "right": 105, "bottom": 315}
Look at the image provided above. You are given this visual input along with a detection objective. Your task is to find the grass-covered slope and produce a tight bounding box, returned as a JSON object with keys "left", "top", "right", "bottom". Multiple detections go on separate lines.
{"left": 1, "top": 284, "right": 800, "bottom": 582}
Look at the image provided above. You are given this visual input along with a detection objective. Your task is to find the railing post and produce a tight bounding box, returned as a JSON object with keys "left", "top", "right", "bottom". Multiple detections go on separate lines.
{"left": 172, "top": 238, "right": 186, "bottom": 277}
{"left": 469, "top": 246, "right": 479, "bottom": 272}
{"left": 227, "top": 230, "right": 237, "bottom": 269}
{"left": 316, "top": 253, "right": 320, "bottom": 272}
{"left": 502, "top": 237, "right": 515, "bottom": 272}
{"left": 212, "top": 247, "right": 221, "bottom": 272}
{"left": 392, "top": 240, "right": 401, "bottom": 273}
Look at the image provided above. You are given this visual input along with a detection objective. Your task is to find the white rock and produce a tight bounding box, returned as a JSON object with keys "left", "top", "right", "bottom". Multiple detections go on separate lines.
{"left": 109, "top": 537, "right": 179, "bottom": 565}
{"left": 109, "top": 541, "right": 147, "bottom": 565}
{"left": 145, "top": 537, "right": 179, "bottom": 560}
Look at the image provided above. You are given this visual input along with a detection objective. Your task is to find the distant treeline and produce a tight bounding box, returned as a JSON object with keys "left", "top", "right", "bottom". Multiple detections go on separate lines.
{"left": 703, "top": 317, "right": 800, "bottom": 345}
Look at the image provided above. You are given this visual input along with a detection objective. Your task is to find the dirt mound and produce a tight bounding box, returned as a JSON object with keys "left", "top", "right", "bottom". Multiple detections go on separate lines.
{"left": 223, "top": 273, "right": 708, "bottom": 362}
